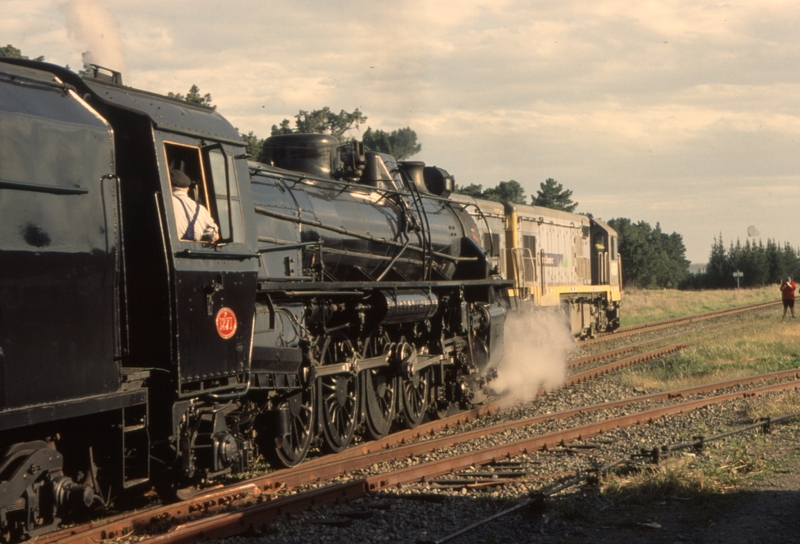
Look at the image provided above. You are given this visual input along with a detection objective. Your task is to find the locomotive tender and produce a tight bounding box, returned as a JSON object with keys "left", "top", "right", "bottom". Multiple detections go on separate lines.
{"left": 0, "top": 58, "right": 618, "bottom": 540}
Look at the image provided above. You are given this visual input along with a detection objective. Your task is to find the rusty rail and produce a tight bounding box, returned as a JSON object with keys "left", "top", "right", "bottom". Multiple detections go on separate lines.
{"left": 425, "top": 412, "right": 800, "bottom": 544}
{"left": 41, "top": 334, "right": 798, "bottom": 543}
{"left": 588, "top": 300, "right": 779, "bottom": 343}
{"left": 135, "top": 377, "right": 800, "bottom": 542}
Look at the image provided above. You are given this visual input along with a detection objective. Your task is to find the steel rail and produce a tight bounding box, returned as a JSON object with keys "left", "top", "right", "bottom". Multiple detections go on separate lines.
{"left": 567, "top": 322, "right": 727, "bottom": 370}
{"left": 29, "top": 302, "right": 776, "bottom": 542}
{"left": 134, "top": 377, "right": 800, "bottom": 543}
{"left": 40, "top": 338, "right": 796, "bottom": 543}
{"left": 36, "top": 406, "right": 500, "bottom": 544}
{"left": 418, "top": 457, "right": 630, "bottom": 544}
{"left": 427, "top": 412, "right": 800, "bottom": 544}
{"left": 566, "top": 343, "right": 689, "bottom": 384}
{"left": 587, "top": 300, "right": 780, "bottom": 343}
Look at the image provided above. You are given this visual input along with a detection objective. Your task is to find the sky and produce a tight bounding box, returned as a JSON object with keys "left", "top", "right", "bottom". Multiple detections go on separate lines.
{"left": 5, "top": 0, "right": 800, "bottom": 263}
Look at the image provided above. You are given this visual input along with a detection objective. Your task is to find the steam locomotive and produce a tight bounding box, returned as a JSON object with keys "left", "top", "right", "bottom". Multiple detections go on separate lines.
{"left": 0, "top": 57, "right": 619, "bottom": 540}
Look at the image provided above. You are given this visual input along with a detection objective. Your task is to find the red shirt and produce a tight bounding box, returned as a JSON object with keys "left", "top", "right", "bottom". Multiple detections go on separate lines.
{"left": 781, "top": 281, "right": 796, "bottom": 301}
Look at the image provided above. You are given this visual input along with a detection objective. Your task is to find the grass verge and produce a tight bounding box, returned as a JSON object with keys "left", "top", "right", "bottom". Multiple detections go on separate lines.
{"left": 621, "top": 286, "right": 777, "bottom": 327}
{"left": 618, "top": 312, "right": 800, "bottom": 392}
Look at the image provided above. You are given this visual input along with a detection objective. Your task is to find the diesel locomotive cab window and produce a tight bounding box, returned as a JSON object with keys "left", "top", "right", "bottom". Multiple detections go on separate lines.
{"left": 594, "top": 233, "right": 606, "bottom": 251}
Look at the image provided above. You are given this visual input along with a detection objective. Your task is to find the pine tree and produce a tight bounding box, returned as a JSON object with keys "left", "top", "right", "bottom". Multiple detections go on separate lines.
{"left": 532, "top": 178, "right": 577, "bottom": 212}
{"left": 706, "top": 235, "right": 728, "bottom": 288}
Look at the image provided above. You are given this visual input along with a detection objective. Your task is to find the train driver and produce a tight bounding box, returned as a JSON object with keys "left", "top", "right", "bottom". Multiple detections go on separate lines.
{"left": 170, "top": 168, "right": 220, "bottom": 242}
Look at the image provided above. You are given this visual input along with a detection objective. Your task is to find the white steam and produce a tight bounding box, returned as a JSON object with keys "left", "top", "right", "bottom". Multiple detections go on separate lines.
{"left": 489, "top": 311, "right": 573, "bottom": 406}
{"left": 61, "top": 0, "right": 126, "bottom": 74}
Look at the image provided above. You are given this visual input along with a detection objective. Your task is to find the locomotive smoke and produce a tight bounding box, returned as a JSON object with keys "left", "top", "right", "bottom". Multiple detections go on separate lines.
{"left": 489, "top": 312, "right": 572, "bottom": 406}
{"left": 61, "top": 0, "right": 126, "bottom": 75}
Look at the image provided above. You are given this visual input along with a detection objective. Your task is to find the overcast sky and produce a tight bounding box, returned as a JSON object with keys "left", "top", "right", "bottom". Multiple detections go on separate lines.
{"left": 6, "top": 0, "right": 800, "bottom": 263}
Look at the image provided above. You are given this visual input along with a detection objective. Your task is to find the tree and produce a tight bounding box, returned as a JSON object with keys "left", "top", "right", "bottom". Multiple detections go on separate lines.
{"left": 483, "top": 180, "right": 526, "bottom": 204}
{"left": 609, "top": 218, "right": 656, "bottom": 288}
{"left": 687, "top": 235, "right": 800, "bottom": 289}
{"left": 362, "top": 127, "right": 421, "bottom": 160}
{"left": 272, "top": 107, "right": 367, "bottom": 140}
{"left": 782, "top": 243, "right": 800, "bottom": 281}
{"left": 453, "top": 180, "right": 526, "bottom": 204}
{"left": 706, "top": 234, "right": 729, "bottom": 287}
{"left": 532, "top": 178, "right": 578, "bottom": 212}
{"left": 239, "top": 130, "right": 264, "bottom": 159}
{"left": 653, "top": 227, "right": 690, "bottom": 288}
{"left": 168, "top": 84, "right": 215, "bottom": 110}
{"left": 608, "top": 218, "right": 689, "bottom": 289}
{"left": 453, "top": 183, "right": 486, "bottom": 198}
{"left": 0, "top": 44, "right": 44, "bottom": 61}
{"left": 271, "top": 119, "right": 293, "bottom": 135}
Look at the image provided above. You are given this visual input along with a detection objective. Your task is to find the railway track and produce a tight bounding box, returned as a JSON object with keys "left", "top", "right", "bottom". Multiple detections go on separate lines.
{"left": 35, "top": 339, "right": 694, "bottom": 541}
{"left": 36, "top": 301, "right": 786, "bottom": 543}
{"left": 43, "top": 368, "right": 800, "bottom": 541}
{"left": 587, "top": 300, "right": 780, "bottom": 343}
{"left": 131, "top": 373, "right": 800, "bottom": 543}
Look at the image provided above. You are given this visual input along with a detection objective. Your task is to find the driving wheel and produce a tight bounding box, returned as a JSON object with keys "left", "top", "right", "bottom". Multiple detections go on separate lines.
{"left": 317, "top": 334, "right": 359, "bottom": 453}
{"left": 361, "top": 330, "right": 397, "bottom": 440}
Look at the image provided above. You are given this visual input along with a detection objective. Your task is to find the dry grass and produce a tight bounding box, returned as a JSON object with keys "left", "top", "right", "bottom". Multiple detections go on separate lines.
{"left": 595, "top": 287, "right": 800, "bottom": 512}
{"left": 622, "top": 286, "right": 777, "bottom": 327}
{"left": 600, "top": 436, "right": 774, "bottom": 506}
{"left": 619, "top": 313, "right": 800, "bottom": 392}
{"left": 741, "top": 390, "right": 800, "bottom": 421}
{"left": 602, "top": 464, "right": 722, "bottom": 503}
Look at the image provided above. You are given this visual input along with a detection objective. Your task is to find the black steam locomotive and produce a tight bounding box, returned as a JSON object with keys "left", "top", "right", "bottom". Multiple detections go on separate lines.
{"left": 0, "top": 58, "right": 511, "bottom": 539}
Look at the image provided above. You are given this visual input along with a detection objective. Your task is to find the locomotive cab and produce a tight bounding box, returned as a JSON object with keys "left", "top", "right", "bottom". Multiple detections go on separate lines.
{"left": 590, "top": 218, "right": 622, "bottom": 329}
{"left": 0, "top": 58, "right": 262, "bottom": 519}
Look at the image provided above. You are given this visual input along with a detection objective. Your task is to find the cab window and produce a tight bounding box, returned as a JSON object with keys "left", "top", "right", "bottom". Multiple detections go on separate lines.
{"left": 164, "top": 141, "right": 244, "bottom": 243}
{"left": 594, "top": 233, "right": 606, "bottom": 251}
{"left": 204, "top": 147, "right": 245, "bottom": 243}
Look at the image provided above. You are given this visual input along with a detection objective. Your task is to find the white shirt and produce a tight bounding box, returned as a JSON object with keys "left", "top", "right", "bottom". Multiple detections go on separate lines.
{"left": 172, "top": 190, "right": 219, "bottom": 241}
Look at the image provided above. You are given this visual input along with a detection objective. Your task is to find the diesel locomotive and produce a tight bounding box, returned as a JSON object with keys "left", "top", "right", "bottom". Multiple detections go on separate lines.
{"left": 0, "top": 57, "right": 619, "bottom": 541}
{"left": 450, "top": 195, "right": 621, "bottom": 337}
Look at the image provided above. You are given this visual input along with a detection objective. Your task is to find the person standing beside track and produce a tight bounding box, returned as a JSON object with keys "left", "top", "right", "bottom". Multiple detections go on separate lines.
{"left": 780, "top": 276, "right": 796, "bottom": 319}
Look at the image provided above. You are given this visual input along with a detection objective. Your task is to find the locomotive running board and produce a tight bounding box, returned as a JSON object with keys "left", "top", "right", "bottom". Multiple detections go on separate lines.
{"left": 259, "top": 278, "right": 514, "bottom": 292}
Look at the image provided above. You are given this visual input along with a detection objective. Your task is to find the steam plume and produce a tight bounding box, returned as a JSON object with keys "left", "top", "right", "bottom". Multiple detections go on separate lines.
{"left": 489, "top": 311, "right": 572, "bottom": 406}
{"left": 61, "top": 0, "right": 126, "bottom": 74}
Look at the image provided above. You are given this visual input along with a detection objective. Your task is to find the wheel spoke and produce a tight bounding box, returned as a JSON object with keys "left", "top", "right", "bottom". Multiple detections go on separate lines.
{"left": 317, "top": 335, "right": 359, "bottom": 454}
{"left": 361, "top": 330, "right": 397, "bottom": 440}
{"left": 261, "top": 383, "right": 315, "bottom": 468}
{"left": 399, "top": 368, "right": 429, "bottom": 429}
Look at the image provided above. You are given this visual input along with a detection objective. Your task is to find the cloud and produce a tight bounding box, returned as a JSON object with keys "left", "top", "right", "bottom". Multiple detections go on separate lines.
{"left": 4, "top": 0, "right": 800, "bottom": 263}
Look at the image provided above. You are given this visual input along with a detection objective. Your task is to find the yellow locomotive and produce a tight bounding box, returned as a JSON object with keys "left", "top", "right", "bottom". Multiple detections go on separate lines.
{"left": 451, "top": 195, "right": 621, "bottom": 337}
